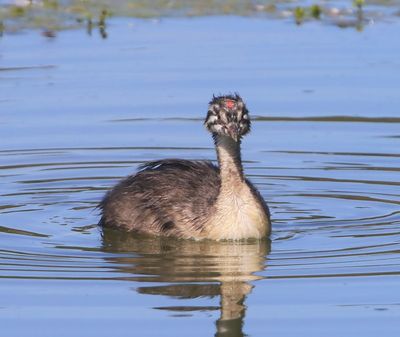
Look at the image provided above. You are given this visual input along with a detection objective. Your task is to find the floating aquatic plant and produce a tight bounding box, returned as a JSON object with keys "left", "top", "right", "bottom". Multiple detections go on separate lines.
{"left": 0, "top": 0, "right": 391, "bottom": 35}
{"left": 294, "top": 6, "right": 305, "bottom": 25}
{"left": 8, "top": 5, "right": 27, "bottom": 17}
{"left": 310, "top": 4, "right": 321, "bottom": 19}
{"left": 353, "top": 0, "right": 365, "bottom": 10}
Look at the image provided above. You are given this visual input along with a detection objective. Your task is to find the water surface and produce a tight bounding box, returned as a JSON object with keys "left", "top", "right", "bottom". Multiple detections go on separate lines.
{"left": 1, "top": 17, "right": 400, "bottom": 337}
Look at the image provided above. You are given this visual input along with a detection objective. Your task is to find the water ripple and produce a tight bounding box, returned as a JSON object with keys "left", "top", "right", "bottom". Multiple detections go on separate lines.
{"left": 0, "top": 145, "right": 399, "bottom": 284}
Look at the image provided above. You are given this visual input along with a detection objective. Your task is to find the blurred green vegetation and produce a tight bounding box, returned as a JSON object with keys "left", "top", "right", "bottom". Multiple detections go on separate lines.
{"left": 0, "top": 0, "right": 397, "bottom": 35}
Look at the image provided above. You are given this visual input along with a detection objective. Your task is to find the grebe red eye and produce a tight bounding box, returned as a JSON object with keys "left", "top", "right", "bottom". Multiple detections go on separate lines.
{"left": 225, "top": 100, "right": 235, "bottom": 109}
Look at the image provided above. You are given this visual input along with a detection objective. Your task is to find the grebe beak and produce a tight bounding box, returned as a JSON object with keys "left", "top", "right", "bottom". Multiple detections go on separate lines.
{"left": 227, "top": 124, "right": 239, "bottom": 142}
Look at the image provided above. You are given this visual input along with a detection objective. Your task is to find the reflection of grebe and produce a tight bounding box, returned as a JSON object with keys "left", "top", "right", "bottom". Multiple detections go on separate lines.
{"left": 99, "top": 94, "right": 271, "bottom": 240}
{"left": 101, "top": 229, "right": 271, "bottom": 337}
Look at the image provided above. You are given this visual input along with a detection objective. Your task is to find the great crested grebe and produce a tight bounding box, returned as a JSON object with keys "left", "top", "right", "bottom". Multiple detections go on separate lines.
{"left": 99, "top": 94, "right": 271, "bottom": 240}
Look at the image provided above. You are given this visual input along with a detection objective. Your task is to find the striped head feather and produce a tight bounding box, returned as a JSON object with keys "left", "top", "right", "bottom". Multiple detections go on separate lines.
{"left": 204, "top": 94, "right": 251, "bottom": 142}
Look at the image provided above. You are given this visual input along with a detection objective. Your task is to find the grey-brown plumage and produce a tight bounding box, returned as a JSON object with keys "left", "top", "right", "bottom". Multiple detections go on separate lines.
{"left": 99, "top": 94, "right": 271, "bottom": 240}
{"left": 99, "top": 160, "right": 220, "bottom": 238}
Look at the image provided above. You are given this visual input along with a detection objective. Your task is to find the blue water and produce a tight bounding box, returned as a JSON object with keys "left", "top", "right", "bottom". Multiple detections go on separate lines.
{"left": 1, "top": 17, "right": 400, "bottom": 337}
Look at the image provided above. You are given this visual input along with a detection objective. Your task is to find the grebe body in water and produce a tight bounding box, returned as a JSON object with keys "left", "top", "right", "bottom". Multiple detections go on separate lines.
{"left": 99, "top": 94, "right": 271, "bottom": 240}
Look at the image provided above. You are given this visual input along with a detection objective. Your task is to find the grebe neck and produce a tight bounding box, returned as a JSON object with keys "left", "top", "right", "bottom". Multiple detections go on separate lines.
{"left": 214, "top": 135, "right": 244, "bottom": 188}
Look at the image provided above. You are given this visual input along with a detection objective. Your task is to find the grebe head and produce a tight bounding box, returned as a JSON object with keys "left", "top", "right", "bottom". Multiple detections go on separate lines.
{"left": 205, "top": 94, "right": 251, "bottom": 142}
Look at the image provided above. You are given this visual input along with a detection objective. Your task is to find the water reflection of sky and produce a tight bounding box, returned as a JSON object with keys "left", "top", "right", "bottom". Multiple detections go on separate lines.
{"left": 1, "top": 14, "right": 400, "bottom": 337}
{"left": 1, "top": 17, "right": 400, "bottom": 149}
